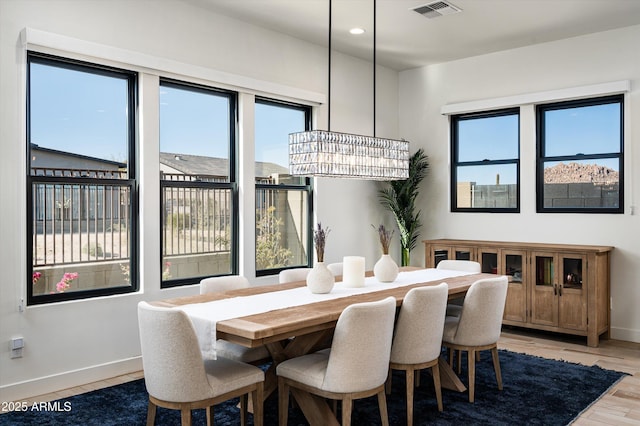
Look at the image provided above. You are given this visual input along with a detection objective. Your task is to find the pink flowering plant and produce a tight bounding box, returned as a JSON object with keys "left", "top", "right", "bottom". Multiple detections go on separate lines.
{"left": 162, "top": 261, "right": 172, "bottom": 280}
{"left": 56, "top": 272, "right": 78, "bottom": 293}
{"left": 32, "top": 271, "right": 42, "bottom": 284}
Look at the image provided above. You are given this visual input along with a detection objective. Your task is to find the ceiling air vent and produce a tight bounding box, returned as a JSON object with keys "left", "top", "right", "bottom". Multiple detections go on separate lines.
{"left": 412, "top": 1, "right": 462, "bottom": 19}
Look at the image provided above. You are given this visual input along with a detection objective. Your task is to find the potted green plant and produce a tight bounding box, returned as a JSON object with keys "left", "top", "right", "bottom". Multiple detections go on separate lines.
{"left": 378, "top": 148, "right": 429, "bottom": 266}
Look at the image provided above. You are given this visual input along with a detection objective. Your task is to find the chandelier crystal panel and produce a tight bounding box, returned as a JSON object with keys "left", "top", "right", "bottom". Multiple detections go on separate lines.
{"left": 289, "top": 130, "right": 409, "bottom": 180}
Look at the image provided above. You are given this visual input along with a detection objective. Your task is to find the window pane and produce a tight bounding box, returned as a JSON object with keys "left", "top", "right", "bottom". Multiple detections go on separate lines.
{"left": 255, "top": 100, "right": 311, "bottom": 274}
{"left": 455, "top": 164, "right": 518, "bottom": 209}
{"left": 28, "top": 55, "right": 135, "bottom": 302}
{"left": 543, "top": 102, "right": 621, "bottom": 157}
{"left": 159, "top": 82, "right": 235, "bottom": 283}
{"left": 161, "top": 186, "right": 233, "bottom": 279}
{"left": 457, "top": 113, "right": 519, "bottom": 162}
{"left": 255, "top": 101, "right": 306, "bottom": 185}
{"left": 537, "top": 95, "right": 623, "bottom": 213}
{"left": 542, "top": 159, "right": 620, "bottom": 209}
{"left": 30, "top": 62, "right": 129, "bottom": 170}
{"left": 160, "top": 84, "right": 231, "bottom": 182}
{"left": 256, "top": 189, "right": 309, "bottom": 270}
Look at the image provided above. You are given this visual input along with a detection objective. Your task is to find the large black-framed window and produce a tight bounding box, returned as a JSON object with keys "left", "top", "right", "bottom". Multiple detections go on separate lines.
{"left": 536, "top": 95, "right": 624, "bottom": 213}
{"left": 451, "top": 108, "right": 520, "bottom": 212}
{"left": 27, "top": 52, "right": 138, "bottom": 305}
{"left": 159, "top": 79, "right": 238, "bottom": 288}
{"left": 254, "top": 98, "right": 312, "bottom": 277}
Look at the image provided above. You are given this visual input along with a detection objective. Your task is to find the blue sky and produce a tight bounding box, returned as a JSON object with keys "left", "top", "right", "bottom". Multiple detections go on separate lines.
{"left": 30, "top": 63, "right": 129, "bottom": 162}
{"left": 31, "top": 62, "right": 300, "bottom": 169}
{"left": 30, "top": 61, "right": 620, "bottom": 179}
{"left": 456, "top": 103, "right": 620, "bottom": 185}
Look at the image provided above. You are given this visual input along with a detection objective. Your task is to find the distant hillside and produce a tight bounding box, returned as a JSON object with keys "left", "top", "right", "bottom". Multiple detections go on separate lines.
{"left": 544, "top": 162, "right": 618, "bottom": 184}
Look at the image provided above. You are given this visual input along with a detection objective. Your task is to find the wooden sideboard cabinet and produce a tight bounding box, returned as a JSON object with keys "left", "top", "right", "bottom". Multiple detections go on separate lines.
{"left": 423, "top": 239, "right": 613, "bottom": 347}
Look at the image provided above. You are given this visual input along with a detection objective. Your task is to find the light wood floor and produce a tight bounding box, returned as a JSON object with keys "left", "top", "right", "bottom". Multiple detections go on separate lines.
{"left": 4, "top": 328, "right": 640, "bottom": 424}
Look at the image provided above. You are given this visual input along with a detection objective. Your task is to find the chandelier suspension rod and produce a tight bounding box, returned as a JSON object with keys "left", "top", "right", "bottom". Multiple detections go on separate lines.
{"left": 373, "top": 0, "right": 377, "bottom": 138}
{"left": 328, "top": 0, "right": 332, "bottom": 131}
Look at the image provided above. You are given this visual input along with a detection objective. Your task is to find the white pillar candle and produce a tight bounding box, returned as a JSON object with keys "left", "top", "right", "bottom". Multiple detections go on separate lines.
{"left": 342, "top": 256, "right": 365, "bottom": 288}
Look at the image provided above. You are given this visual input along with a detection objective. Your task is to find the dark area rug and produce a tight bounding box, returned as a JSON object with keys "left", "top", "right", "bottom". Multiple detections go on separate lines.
{"left": 0, "top": 350, "right": 625, "bottom": 426}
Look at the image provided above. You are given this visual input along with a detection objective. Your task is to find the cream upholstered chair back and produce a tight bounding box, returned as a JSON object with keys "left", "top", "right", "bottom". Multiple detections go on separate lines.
{"left": 390, "top": 283, "right": 448, "bottom": 365}
{"left": 327, "top": 262, "right": 343, "bottom": 277}
{"left": 436, "top": 260, "right": 481, "bottom": 273}
{"left": 200, "top": 275, "right": 250, "bottom": 294}
{"left": 450, "top": 276, "right": 508, "bottom": 346}
{"left": 322, "top": 296, "right": 397, "bottom": 393}
{"left": 138, "top": 302, "right": 214, "bottom": 403}
{"left": 278, "top": 267, "right": 312, "bottom": 283}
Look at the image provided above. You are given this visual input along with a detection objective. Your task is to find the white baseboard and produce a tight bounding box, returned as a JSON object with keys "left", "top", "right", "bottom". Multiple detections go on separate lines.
{"left": 610, "top": 326, "right": 640, "bottom": 344}
{"left": 0, "top": 356, "right": 142, "bottom": 402}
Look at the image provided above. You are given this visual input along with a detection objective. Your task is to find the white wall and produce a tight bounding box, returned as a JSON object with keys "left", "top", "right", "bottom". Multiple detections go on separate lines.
{"left": 399, "top": 25, "right": 640, "bottom": 343}
{"left": 0, "top": 0, "right": 399, "bottom": 400}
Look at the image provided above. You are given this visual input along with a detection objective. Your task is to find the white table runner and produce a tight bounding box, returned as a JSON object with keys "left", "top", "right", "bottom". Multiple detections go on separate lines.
{"left": 178, "top": 268, "right": 473, "bottom": 358}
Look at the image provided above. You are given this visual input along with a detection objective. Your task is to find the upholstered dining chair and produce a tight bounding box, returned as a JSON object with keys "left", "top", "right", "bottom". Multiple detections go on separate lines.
{"left": 200, "top": 275, "right": 251, "bottom": 294}
{"left": 437, "top": 260, "right": 481, "bottom": 317}
{"left": 199, "top": 275, "right": 271, "bottom": 364}
{"left": 278, "top": 267, "right": 312, "bottom": 284}
{"left": 388, "top": 283, "right": 448, "bottom": 423}
{"left": 327, "top": 262, "right": 343, "bottom": 277}
{"left": 276, "top": 297, "right": 397, "bottom": 426}
{"left": 137, "top": 302, "right": 264, "bottom": 426}
{"left": 441, "top": 276, "right": 508, "bottom": 403}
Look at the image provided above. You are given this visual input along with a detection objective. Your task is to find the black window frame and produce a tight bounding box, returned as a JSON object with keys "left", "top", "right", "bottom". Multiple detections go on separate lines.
{"left": 159, "top": 78, "right": 239, "bottom": 288}
{"left": 26, "top": 51, "right": 139, "bottom": 305}
{"left": 536, "top": 95, "right": 624, "bottom": 214}
{"left": 254, "top": 97, "right": 313, "bottom": 277}
{"left": 451, "top": 108, "right": 521, "bottom": 213}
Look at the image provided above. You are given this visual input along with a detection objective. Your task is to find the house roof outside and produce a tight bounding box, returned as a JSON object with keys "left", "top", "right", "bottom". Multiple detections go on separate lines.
{"left": 31, "top": 144, "right": 127, "bottom": 168}
{"left": 159, "top": 152, "right": 289, "bottom": 179}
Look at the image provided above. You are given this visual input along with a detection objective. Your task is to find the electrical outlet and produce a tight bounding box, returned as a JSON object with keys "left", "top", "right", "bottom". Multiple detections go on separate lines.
{"left": 10, "top": 338, "right": 24, "bottom": 359}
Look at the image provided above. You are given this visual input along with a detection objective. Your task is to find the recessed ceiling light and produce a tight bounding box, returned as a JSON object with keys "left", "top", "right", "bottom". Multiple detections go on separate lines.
{"left": 349, "top": 28, "right": 366, "bottom": 35}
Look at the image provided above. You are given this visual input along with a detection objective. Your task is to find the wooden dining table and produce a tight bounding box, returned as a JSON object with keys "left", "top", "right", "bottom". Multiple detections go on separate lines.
{"left": 155, "top": 268, "right": 495, "bottom": 426}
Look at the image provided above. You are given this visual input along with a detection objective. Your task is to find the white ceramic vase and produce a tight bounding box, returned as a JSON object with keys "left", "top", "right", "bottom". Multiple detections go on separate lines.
{"left": 306, "top": 262, "right": 335, "bottom": 294}
{"left": 374, "top": 254, "right": 399, "bottom": 283}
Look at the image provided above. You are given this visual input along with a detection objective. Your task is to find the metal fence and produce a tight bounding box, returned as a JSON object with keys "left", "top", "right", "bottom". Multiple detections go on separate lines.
{"left": 32, "top": 181, "right": 131, "bottom": 266}
{"left": 32, "top": 170, "right": 295, "bottom": 267}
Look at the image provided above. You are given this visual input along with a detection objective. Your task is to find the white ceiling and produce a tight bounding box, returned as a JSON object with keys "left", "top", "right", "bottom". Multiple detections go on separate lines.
{"left": 183, "top": 0, "right": 640, "bottom": 71}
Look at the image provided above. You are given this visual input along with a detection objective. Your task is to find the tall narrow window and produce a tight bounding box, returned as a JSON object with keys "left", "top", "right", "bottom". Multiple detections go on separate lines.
{"left": 27, "top": 52, "right": 137, "bottom": 304}
{"left": 451, "top": 108, "right": 520, "bottom": 212}
{"left": 255, "top": 98, "right": 312, "bottom": 276}
{"left": 159, "top": 80, "right": 238, "bottom": 287}
{"left": 537, "top": 95, "right": 623, "bottom": 213}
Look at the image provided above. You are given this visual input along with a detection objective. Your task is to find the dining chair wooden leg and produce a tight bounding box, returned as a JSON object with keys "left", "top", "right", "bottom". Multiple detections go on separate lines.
{"left": 180, "top": 407, "right": 192, "bottom": 426}
{"left": 253, "top": 383, "right": 264, "bottom": 426}
{"left": 278, "top": 378, "right": 289, "bottom": 426}
{"left": 342, "top": 396, "right": 353, "bottom": 426}
{"left": 205, "top": 405, "right": 213, "bottom": 426}
{"left": 146, "top": 399, "right": 156, "bottom": 426}
{"left": 431, "top": 363, "right": 443, "bottom": 412}
{"left": 405, "top": 368, "right": 415, "bottom": 426}
{"left": 385, "top": 367, "right": 393, "bottom": 394}
{"left": 457, "top": 350, "right": 462, "bottom": 374}
{"left": 467, "top": 349, "right": 476, "bottom": 403}
{"left": 415, "top": 369, "right": 421, "bottom": 387}
{"left": 377, "top": 389, "right": 390, "bottom": 426}
{"left": 491, "top": 347, "right": 503, "bottom": 390}
{"left": 240, "top": 394, "right": 247, "bottom": 426}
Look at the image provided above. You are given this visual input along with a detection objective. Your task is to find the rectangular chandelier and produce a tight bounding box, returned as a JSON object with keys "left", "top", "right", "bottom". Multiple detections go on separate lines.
{"left": 289, "top": 130, "right": 410, "bottom": 180}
